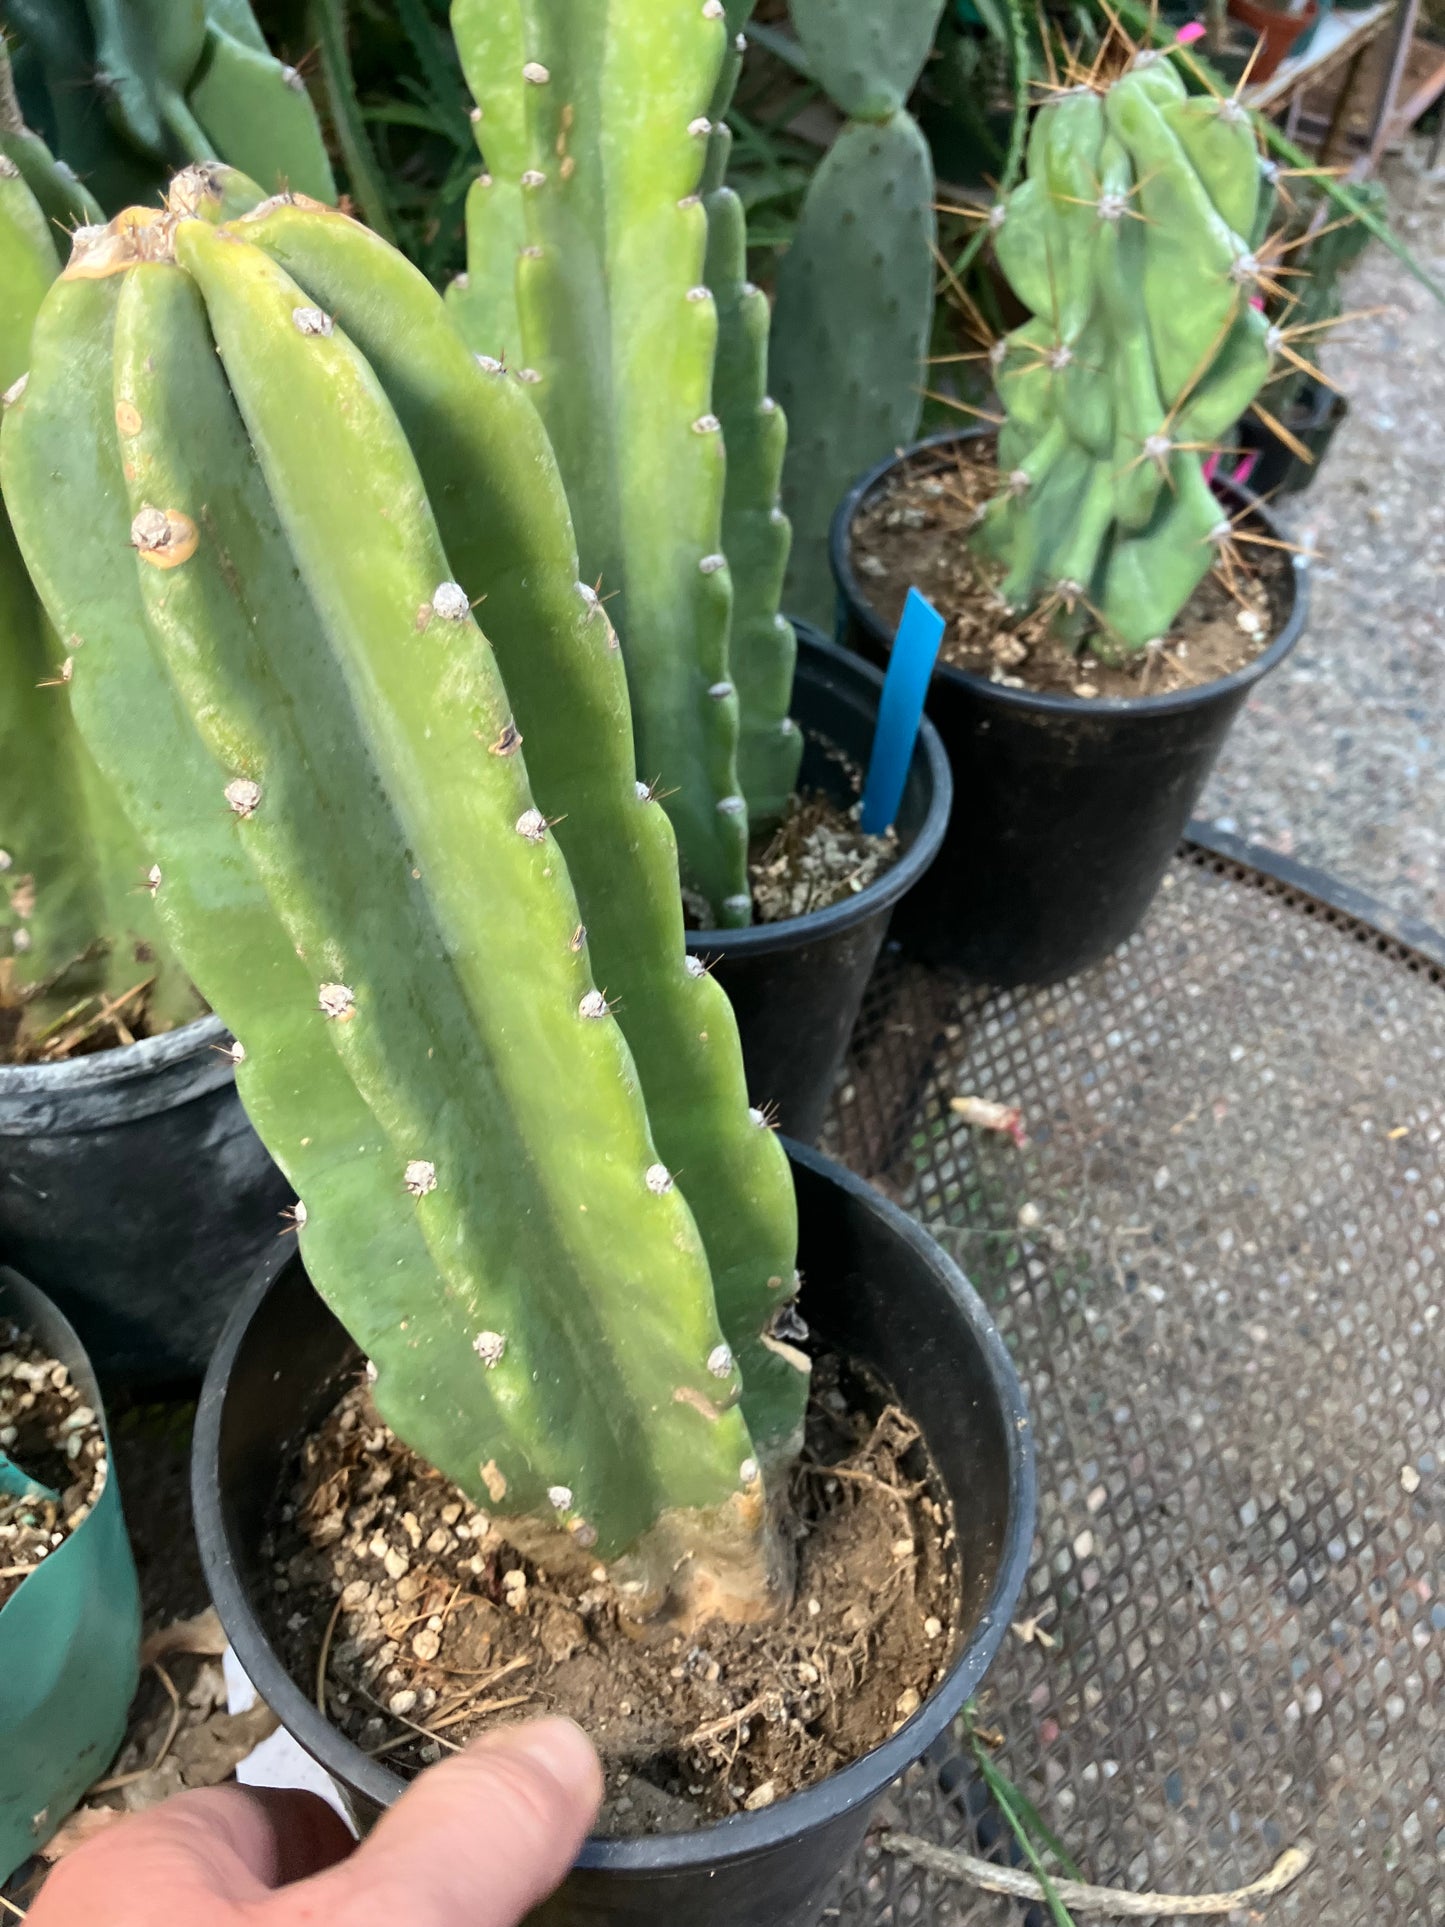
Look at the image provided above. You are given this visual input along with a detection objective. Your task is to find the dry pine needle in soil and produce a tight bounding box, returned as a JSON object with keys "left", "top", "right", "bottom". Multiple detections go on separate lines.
{"left": 265, "top": 1355, "right": 958, "bottom": 1835}
{"left": 849, "top": 443, "right": 1294, "bottom": 700}
{"left": 0, "top": 1319, "right": 109, "bottom": 1609}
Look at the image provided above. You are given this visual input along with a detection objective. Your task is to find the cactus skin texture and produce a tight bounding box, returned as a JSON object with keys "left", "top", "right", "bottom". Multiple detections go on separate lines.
{"left": 976, "top": 59, "right": 1272, "bottom": 656}
{"left": 770, "top": 0, "right": 945, "bottom": 628}
{"left": 448, "top": 0, "right": 757, "bottom": 925}
{"left": 0, "top": 162, "right": 193, "bottom": 1043}
{"left": 3, "top": 202, "right": 802, "bottom": 1621}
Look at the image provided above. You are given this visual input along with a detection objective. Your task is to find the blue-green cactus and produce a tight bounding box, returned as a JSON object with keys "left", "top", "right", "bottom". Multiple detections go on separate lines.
{"left": 0, "top": 0, "right": 334, "bottom": 210}
{"left": 976, "top": 57, "right": 1274, "bottom": 654}
{"left": 770, "top": 0, "right": 946, "bottom": 628}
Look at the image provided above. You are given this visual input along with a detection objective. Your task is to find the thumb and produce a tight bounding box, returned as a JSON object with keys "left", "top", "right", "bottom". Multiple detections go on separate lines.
{"left": 277, "top": 1717, "right": 602, "bottom": 1927}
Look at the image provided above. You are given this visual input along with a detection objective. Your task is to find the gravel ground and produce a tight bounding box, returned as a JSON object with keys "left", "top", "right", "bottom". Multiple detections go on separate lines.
{"left": 1202, "top": 139, "right": 1445, "bottom": 939}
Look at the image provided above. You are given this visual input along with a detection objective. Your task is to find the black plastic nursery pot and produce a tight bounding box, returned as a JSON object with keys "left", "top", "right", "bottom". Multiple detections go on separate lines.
{"left": 193, "top": 1141, "right": 1035, "bottom": 1927}
{"left": 830, "top": 430, "right": 1309, "bottom": 985}
{"left": 0, "top": 1017, "right": 294, "bottom": 1389}
{"left": 1238, "top": 380, "right": 1348, "bottom": 499}
{"left": 686, "top": 626, "right": 951, "bottom": 1145}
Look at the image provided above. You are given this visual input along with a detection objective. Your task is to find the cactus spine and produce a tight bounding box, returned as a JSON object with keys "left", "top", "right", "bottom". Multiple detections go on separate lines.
{"left": 0, "top": 156, "right": 192, "bottom": 1046}
{"left": 770, "top": 0, "right": 945, "bottom": 628}
{"left": 448, "top": 0, "right": 800, "bottom": 920}
{"left": 3, "top": 197, "right": 806, "bottom": 1619}
{"left": 976, "top": 58, "right": 1273, "bottom": 654}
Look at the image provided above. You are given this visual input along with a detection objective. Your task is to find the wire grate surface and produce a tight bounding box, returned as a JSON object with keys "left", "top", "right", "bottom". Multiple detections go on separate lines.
{"left": 821, "top": 847, "right": 1444, "bottom": 1926}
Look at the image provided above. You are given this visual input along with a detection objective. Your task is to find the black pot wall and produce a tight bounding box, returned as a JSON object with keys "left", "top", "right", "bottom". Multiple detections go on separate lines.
{"left": 0, "top": 1017, "right": 293, "bottom": 1389}
{"left": 830, "top": 430, "right": 1308, "bottom": 985}
{"left": 688, "top": 628, "right": 951, "bottom": 1143}
{"left": 193, "top": 1143, "right": 1035, "bottom": 1927}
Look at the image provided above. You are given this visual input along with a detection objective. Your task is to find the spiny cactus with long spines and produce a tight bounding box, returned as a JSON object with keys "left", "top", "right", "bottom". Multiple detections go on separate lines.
{"left": 447, "top": 0, "right": 802, "bottom": 921}
{"left": 0, "top": 148, "right": 193, "bottom": 1048}
{"left": 3, "top": 191, "right": 809, "bottom": 1622}
{"left": 1, "top": 0, "right": 334, "bottom": 212}
{"left": 770, "top": 0, "right": 946, "bottom": 629}
{"left": 973, "top": 52, "right": 1275, "bottom": 655}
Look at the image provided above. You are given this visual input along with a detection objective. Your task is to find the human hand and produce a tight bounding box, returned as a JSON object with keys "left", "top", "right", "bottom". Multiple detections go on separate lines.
{"left": 27, "top": 1717, "right": 602, "bottom": 1927}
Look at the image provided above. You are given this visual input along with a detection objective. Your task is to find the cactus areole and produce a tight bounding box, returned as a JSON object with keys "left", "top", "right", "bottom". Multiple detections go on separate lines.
{"left": 976, "top": 57, "right": 1275, "bottom": 657}
{"left": 1, "top": 193, "right": 810, "bottom": 1629}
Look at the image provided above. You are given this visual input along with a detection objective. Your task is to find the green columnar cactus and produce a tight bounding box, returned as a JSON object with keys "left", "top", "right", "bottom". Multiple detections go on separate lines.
{"left": 3, "top": 199, "right": 806, "bottom": 1621}
{"left": 770, "top": 0, "right": 946, "bottom": 628}
{"left": 232, "top": 191, "right": 807, "bottom": 1464}
{"left": 701, "top": 24, "right": 801, "bottom": 829}
{"left": 448, "top": 0, "right": 800, "bottom": 922}
{"left": 975, "top": 59, "right": 1273, "bottom": 654}
{"left": 1, "top": 0, "right": 334, "bottom": 209}
{"left": 0, "top": 159, "right": 192, "bottom": 1044}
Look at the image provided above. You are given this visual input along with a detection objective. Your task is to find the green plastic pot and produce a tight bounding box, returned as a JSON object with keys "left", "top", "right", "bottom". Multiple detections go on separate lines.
{"left": 0, "top": 1268, "right": 140, "bottom": 1881}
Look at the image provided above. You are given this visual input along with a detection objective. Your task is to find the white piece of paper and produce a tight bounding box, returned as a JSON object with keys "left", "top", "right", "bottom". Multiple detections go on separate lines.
{"left": 222, "top": 1645, "right": 357, "bottom": 1834}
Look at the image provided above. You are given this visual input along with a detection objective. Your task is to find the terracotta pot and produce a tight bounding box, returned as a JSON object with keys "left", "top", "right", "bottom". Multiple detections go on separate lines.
{"left": 1226, "top": 0, "right": 1318, "bottom": 82}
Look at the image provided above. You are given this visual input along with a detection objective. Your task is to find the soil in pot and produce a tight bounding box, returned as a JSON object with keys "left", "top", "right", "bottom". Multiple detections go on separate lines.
{"left": 0, "top": 1317, "right": 109, "bottom": 1609}
{"left": 685, "top": 783, "right": 900, "bottom": 931}
{"left": 0, "top": 969, "right": 199, "bottom": 1068}
{"left": 261, "top": 1352, "right": 959, "bottom": 1835}
{"left": 849, "top": 439, "right": 1296, "bottom": 700}
{"left": 747, "top": 791, "right": 899, "bottom": 925}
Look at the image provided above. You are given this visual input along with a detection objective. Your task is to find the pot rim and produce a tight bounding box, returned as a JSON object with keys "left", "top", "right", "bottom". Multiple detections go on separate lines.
{"left": 686, "top": 625, "right": 953, "bottom": 959}
{"left": 0, "top": 1012, "right": 237, "bottom": 1136}
{"left": 829, "top": 427, "right": 1309, "bottom": 721}
{"left": 194, "top": 1140, "right": 1036, "bottom": 1874}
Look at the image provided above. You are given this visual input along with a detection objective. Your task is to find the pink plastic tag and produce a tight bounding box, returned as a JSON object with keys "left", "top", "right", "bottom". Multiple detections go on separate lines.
{"left": 1176, "top": 20, "right": 1207, "bottom": 41}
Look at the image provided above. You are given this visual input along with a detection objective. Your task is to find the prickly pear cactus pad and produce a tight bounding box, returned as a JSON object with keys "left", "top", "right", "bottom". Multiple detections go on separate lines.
{"left": 1, "top": 197, "right": 806, "bottom": 1623}
{"left": 448, "top": 0, "right": 802, "bottom": 917}
{"left": 771, "top": 0, "right": 946, "bottom": 627}
{"left": 975, "top": 55, "right": 1274, "bottom": 656}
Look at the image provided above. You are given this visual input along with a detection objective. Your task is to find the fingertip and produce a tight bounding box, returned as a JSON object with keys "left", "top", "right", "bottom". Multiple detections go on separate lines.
{"left": 483, "top": 1717, "right": 603, "bottom": 1811}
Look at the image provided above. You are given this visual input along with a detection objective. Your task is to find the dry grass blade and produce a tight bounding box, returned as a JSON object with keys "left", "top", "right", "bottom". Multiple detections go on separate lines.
{"left": 316, "top": 1589, "right": 346, "bottom": 1716}
{"left": 879, "top": 1833, "right": 1313, "bottom": 1917}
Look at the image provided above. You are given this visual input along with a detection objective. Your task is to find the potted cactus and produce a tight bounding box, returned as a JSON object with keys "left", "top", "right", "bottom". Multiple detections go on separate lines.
{"left": 831, "top": 44, "right": 1309, "bottom": 983}
{"left": 444, "top": 0, "right": 949, "bottom": 1137}
{"left": 0, "top": 140, "right": 291, "bottom": 1383}
{"left": 4, "top": 187, "right": 1031, "bottom": 1925}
